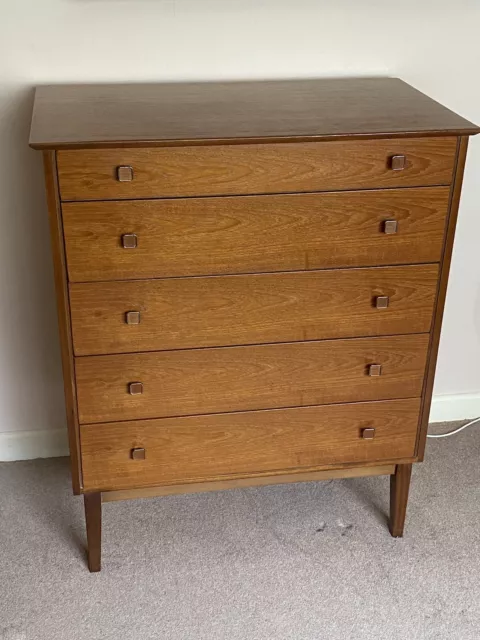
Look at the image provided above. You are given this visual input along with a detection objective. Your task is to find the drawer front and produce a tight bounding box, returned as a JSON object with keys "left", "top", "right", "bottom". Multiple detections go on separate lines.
{"left": 57, "top": 137, "right": 456, "bottom": 201}
{"left": 63, "top": 187, "right": 449, "bottom": 282}
{"left": 70, "top": 265, "right": 438, "bottom": 355}
{"left": 75, "top": 334, "right": 429, "bottom": 424}
{"left": 80, "top": 398, "right": 421, "bottom": 491}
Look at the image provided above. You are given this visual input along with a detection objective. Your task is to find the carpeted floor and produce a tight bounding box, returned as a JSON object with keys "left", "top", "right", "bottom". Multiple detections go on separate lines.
{"left": 1, "top": 422, "right": 479, "bottom": 640}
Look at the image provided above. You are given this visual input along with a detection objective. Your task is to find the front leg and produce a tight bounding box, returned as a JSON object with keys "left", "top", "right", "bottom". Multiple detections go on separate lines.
{"left": 389, "top": 463, "right": 412, "bottom": 538}
{"left": 84, "top": 493, "right": 102, "bottom": 572}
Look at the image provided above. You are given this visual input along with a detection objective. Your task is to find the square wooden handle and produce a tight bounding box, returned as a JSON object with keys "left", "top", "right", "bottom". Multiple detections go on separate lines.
{"left": 375, "top": 296, "right": 390, "bottom": 309}
{"left": 128, "top": 382, "right": 144, "bottom": 395}
{"left": 362, "top": 428, "right": 376, "bottom": 440}
{"left": 368, "top": 364, "right": 382, "bottom": 377}
{"left": 390, "top": 155, "right": 406, "bottom": 171}
{"left": 383, "top": 220, "right": 398, "bottom": 235}
{"left": 117, "top": 166, "right": 134, "bottom": 182}
{"left": 125, "top": 311, "right": 141, "bottom": 325}
{"left": 122, "top": 233, "right": 137, "bottom": 249}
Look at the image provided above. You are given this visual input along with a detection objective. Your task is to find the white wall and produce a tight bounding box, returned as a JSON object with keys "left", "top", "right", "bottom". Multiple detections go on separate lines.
{"left": 0, "top": 0, "right": 479, "bottom": 449}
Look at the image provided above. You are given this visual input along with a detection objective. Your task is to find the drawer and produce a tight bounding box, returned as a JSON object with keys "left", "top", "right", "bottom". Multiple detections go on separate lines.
{"left": 75, "top": 333, "right": 429, "bottom": 424}
{"left": 70, "top": 264, "right": 438, "bottom": 355}
{"left": 62, "top": 187, "right": 449, "bottom": 282}
{"left": 80, "top": 397, "right": 421, "bottom": 491}
{"left": 56, "top": 137, "right": 456, "bottom": 201}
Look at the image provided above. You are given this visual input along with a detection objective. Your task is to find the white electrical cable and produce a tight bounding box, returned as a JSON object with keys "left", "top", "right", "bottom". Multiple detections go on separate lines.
{"left": 427, "top": 416, "right": 480, "bottom": 439}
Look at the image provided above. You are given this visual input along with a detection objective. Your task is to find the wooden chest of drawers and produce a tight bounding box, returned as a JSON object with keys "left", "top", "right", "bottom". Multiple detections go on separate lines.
{"left": 30, "top": 77, "right": 478, "bottom": 572}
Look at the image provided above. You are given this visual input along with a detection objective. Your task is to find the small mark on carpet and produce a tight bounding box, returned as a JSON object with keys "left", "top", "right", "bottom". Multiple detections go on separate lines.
{"left": 337, "top": 520, "right": 354, "bottom": 536}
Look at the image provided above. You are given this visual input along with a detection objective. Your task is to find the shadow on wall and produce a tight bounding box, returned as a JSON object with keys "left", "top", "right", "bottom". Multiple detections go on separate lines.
{"left": 0, "top": 85, "right": 66, "bottom": 434}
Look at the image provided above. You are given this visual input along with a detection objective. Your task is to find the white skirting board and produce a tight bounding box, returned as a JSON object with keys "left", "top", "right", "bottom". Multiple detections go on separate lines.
{"left": 428, "top": 393, "right": 480, "bottom": 424}
{"left": 0, "top": 394, "right": 479, "bottom": 462}
{"left": 0, "top": 428, "right": 69, "bottom": 462}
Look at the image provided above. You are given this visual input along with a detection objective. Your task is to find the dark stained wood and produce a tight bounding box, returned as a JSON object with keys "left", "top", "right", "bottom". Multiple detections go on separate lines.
{"left": 75, "top": 334, "right": 429, "bottom": 424}
{"left": 102, "top": 464, "right": 397, "bottom": 501}
{"left": 56, "top": 137, "right": 457, "bottom": 201}
{"left": 389, "top": 463, "right": 413, "bottom": 537}
{"left": 62, "top": 187, "right": 450, "bottom": 282}
{"left": 29, "top": 78, "right": 479, "bottom": 150}
{"left": 80, "top": 398, "right": 421, "bottom": 492}
{"left": 84, "top": 492, "right": 101, "bottom": 572}
{"left": 43, "top": 152, "right": 82, "bottom": 494}
{"left": 416, "top": 137, "right": 469, "bottom": 460}
{"left": 69, "top": 264, "right": 438, "bottom": 356}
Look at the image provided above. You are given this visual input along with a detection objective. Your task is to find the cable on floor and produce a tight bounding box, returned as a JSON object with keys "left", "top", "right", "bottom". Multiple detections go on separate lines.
{"left": 427, "top": 416, "right": 480, "bottom": 439}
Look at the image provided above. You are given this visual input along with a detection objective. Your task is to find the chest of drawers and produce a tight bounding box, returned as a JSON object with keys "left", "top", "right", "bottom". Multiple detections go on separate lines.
{"left": 30, "top": 78, "right": 478, "bottom": 572}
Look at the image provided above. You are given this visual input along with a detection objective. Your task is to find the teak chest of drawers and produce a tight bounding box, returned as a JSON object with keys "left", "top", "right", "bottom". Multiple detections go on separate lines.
{"left": 30, "top": 78, "right": 479, "bottom": 572}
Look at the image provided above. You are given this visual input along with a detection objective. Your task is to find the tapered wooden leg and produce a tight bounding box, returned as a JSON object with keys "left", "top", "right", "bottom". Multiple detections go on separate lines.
{"left": 84, "top": 493, "right": 102, "bottom": 572}
{"left": 389, "top": 463, "right": 412, "bottom": 538}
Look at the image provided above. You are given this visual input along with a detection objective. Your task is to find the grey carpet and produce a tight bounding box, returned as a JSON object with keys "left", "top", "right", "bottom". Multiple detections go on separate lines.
{"left": 1, "top": 422, "right": 479, "bottom": 640}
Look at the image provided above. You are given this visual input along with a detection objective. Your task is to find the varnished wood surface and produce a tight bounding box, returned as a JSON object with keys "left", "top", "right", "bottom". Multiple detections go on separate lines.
{"left": 101, "top": 464, "right": 397, "bottom": 501}
{"left": 417, "top": 137, "right": 469, "bottom": 460}
{"left": 56, "top": 137, "right": 456, "bottom": 201}
{"left": 29, "top": 78, "right": 479, "bottom": 149}
{"left": 43, "top": 152, "right": 82, "bottom": 494}
{"left": 75, "top": 334, "right": 429, "bottom": 424}
{"left": 70, "top": 264, "right": 438, "bottom": 356}
{"left": 63, "top": 187, "right": 449, "bottom": 282}
{"left": 32, "top": 79, "right": 480, "bottom": 568}
{"left": 80, "top": 398, "right": 421, "bottom": 491}
{"left": 389, "top": 463, "right": 413, "bottom": 537}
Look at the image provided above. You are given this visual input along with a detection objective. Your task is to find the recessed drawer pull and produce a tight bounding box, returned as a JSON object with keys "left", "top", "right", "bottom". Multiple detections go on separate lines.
{"left": 390, "top": 155, "right": 407, "bottom": 171}
{"left": 361, "top": 428, "right": 376, "bottom": 440}
{"left": 383, "top": 220, "right": 398, "bottom": 235}
{"left": 117, "top": 165, "right": 134, "bottom": 182}
{"left": 128, "top": 382, "right": 144, "bottom": 395}
{"left": 368, "top": 364, "right": 382, "bottom": 377}
{"left": 122, "top": 233, "right": 137, "bottom": 249}
{"left": 375, "top": 295, "right": 390, "bottom": 309}
{"left": 131, "top": 448, "right": 146, "bottom": 460}
{"left": 125, "top": 311, "right": 141, "bottom": 325}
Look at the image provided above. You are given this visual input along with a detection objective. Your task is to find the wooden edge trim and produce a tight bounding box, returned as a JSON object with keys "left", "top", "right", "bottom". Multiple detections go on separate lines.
{"left": 101, "top": 464, "right": 397, "bottom": 503}
{"left": 416, "top": 136, "right": 470, "bottom": 460}
{"left": 43, "top": 151, "right": 83, "bottom": 493}
{"left": 30, "top": 128, "right": 480, "bottom": 151}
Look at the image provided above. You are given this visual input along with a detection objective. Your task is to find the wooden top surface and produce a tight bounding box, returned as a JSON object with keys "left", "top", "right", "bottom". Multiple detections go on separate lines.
{"left": 29, "top": 77, "right": 479, "bottom": 149}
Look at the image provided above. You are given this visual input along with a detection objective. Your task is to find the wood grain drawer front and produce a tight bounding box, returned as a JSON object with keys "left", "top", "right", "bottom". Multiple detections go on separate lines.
{"left": 80, "top": 398, "right": 421, "bottom": 491}
{"left": 56, "top": 137, "right": 456, "bottom": 201}
{"left": 62, "top": 187, "right": 449, "bottom": 282}
{"left": 75, "top": 333, "right": 429, "bottom": 424}
{"left": 70, "top": 265, "right": 438, "bottom": 356}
